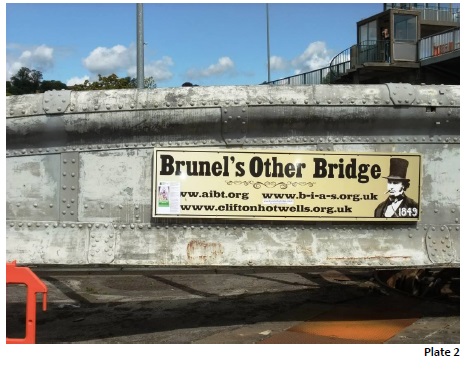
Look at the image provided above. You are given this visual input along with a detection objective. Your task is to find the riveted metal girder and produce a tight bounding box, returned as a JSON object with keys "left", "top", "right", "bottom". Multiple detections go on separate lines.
{"left": 88, "top": 224, "right": 115, "bottom": 264}
{"left": 221, "top": 105, "right": 248, "bottom": 145}
{"left": 43, "top": 90, "right": 71, "bottom": 114}
{"left": 6, "top": 154, "right": 60, "bottom": 221}
{"left": 60, "top": 152, "right": 79, "bottom": 222}
{"left": 5, "top": 84, "right": 460, "bottom": 268}
{"left": 386, "top": 83, "right": 416, "bottom": 105}
{"left": 425, "top": 225, "right": 455, "bottom": 264}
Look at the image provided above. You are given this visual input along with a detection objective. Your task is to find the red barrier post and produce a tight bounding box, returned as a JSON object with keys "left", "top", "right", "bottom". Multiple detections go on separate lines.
{"left": 6, "top": 261, "right": 48, "bottom": 344}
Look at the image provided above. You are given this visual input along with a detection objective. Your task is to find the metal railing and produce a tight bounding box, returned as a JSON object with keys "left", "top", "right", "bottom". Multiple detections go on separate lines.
{"left": 419, "top": 28, "right": 460, "bottom": 60}
{"left": 384, "top": 4, "right": 460, "bottom": 23}
{"left": 268, "top": 66, "right": 332, "bottom": 85}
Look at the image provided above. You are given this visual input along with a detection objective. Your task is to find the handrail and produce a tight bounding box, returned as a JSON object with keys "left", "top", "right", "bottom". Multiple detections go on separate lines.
{"left": 267, "top": 65, "right": 332, "bottom": 86}
{"left": 419, "top": 27, "right": 460, "bottom": 60}
{"left": 384, "top": 4, "right": 460, "bottom": 23}
{"left": 328, "top": 45, "right": 352, "bottom": 82}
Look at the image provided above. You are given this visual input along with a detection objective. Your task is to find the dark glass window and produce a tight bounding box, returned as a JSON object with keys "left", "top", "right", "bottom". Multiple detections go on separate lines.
{"left": 394, "top": 14, "right": 417, "bottom": 42}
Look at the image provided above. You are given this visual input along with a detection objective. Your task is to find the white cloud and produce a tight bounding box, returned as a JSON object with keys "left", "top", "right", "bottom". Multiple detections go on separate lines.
{"left": 270, "top": 41, "right": 333, "bottom": 75}
{"left": 82, "top": 44, "right": 135, "bottom": 76}
{"left": 6, "top": 44, "right": 55, "bottom": 79}
{"left": 270, "top": 56, "right": 289, "bottom": 71}
{"left": 291, "top": 41, "right": 332, "bottom": 74}
{"left": 83, "top": 44, "right": 174, "bottom": 83}
{"left": 66, "top": 75, "right": 90, "bottom": 86}
{"left": 186, "top": 56, "right": 235, "bottom": 79}
{"left": 126, "top": 56, "right": 174, "bottom": 82}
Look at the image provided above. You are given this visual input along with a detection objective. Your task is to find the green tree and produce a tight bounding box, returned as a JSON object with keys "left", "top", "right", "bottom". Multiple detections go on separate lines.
{"left": 40, "top": 80, "right": 68, "bottom": 92}
{"left": 7, "top": 67, "right": 43, "bottom": 95}
{"left": 71, "top": 73, "right": 134, "bottom": 91}
{"left": 6, "top": 67, "right": 69, "bottom": 95}
{"left": 133, "top": 76, "right": 157, "bottom": 89}
{"left": 72, "top": 73, "right": 157, "bottom": 91}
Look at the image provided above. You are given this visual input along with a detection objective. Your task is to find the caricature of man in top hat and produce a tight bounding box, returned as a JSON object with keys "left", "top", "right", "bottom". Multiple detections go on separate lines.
{"left": 374, "top": 158, "right": 419, "bottom": 218}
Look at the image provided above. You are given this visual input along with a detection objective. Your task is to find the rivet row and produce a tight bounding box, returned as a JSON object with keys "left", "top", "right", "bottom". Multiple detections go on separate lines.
{"left": 6, "top": 136, "right": 460, "bottom": 157}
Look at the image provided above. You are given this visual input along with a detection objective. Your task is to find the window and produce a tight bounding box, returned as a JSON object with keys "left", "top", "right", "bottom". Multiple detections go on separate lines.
{"left": 394, "top": 14, "right": 417, "bottom": 42}
{"left": 359, "top": 20, "right": 377, "bottom": 45}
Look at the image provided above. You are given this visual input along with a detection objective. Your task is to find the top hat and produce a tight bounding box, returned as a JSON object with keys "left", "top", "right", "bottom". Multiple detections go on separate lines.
{"left": 384, "top": 158, "right": 410, "bottom": 181}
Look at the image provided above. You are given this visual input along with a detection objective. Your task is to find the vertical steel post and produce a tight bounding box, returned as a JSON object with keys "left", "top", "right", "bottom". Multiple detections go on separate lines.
{"left": 137, "top": 3, "right": 145, "bottom": 89}
{"left": 266, "top": 4, "right": 271, "bottom": 83}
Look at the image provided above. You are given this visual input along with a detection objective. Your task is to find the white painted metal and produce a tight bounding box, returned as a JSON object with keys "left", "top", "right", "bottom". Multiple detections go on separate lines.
{"left": 6, "top": 84, "right": 460, "bottom": 268}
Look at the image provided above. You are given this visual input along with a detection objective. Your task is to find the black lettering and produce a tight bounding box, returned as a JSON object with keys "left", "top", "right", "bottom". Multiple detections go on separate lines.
{"left": 345, "top": 158, "right": 357, "bottom": 179}
{"left": 211, "top": 161, "right": 222, "bottom": 176}
{"left": 159, "top": 154, "right": 175, "bottom": 175}
{"left": 313, "top": 158, "right": 327, "bottom": 178}
{"left": 371, "top": 164, "right": 381, "bottom": 179}
{"left": 235, "top": 161, "right": 245, "bottom": 177}
{"left": 249, "top": 157, "right": 263, "bottom": 177}
{"left": 357, "top": 163, "right": 369, "bottom": 183}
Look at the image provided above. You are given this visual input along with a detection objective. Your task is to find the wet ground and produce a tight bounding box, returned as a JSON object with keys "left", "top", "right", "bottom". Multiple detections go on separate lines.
{"left": 6, "top": 268, "right": 460, "bottom": 345}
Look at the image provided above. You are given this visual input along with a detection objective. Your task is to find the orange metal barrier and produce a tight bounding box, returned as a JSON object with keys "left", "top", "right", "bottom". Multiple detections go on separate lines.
{"left": 6, "top": 261, "right": 48, "bottom": 344}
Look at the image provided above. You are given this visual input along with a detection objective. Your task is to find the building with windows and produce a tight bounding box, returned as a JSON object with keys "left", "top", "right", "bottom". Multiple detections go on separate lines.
{"left": 270, "top": 3, "right": 459, "bottom": 86}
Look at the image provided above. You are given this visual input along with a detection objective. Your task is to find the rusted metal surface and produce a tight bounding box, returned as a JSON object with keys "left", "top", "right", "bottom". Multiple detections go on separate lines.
{"left": 6, "top": 84, "right": 460, "bottom": 268}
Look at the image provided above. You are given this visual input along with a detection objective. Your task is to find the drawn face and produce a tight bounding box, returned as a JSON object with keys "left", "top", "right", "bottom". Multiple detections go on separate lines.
{"left": 387, "top": 180, "right": 404, "bottom": 197}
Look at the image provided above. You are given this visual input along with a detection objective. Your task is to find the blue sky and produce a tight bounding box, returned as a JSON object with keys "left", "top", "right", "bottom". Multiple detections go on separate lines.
{"left": 5, "top": 2, "right": 386, "bottom": 87}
